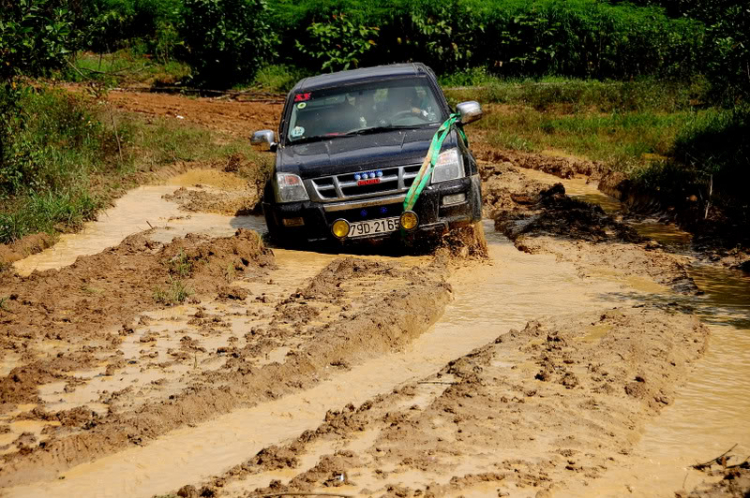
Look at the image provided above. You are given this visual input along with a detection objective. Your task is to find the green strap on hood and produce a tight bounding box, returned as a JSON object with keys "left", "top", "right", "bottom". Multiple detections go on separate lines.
{"left": 403, "top": 113, "right": 467, "bottom": 212}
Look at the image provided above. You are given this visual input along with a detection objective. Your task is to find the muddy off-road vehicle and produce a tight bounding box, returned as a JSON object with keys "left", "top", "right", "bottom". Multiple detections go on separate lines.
{"left": 252, "top": 63, "right": 483, "bottom": 245}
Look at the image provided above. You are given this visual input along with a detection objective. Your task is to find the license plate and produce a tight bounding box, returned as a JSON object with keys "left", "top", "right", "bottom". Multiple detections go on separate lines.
{"left": 348, "top": 217, "right": 400, "bottom": 238}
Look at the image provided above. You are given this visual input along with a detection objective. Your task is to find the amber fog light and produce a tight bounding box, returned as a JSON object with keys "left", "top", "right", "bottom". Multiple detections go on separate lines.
{"left": 331, "top": 219, "right": 350, "bottom": 239}
{"left": 400, "top": 211, "right": 419, "bottom": 231}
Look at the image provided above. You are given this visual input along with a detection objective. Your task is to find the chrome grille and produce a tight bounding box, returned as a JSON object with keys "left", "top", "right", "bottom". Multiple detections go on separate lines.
{"left": 306, "top": 165, "right": 422, "bottom": 202}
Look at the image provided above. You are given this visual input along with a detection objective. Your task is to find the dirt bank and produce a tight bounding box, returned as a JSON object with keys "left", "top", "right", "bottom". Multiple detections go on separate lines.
{"left": 486, "top": 168, "right": 699, "bottom": 294}
{"left": 171, "top": 306, "right": 708, "bottom": 497}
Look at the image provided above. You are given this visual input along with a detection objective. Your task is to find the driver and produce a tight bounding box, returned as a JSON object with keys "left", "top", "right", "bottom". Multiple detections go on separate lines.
{"left": 388, "top": 86, "right": 428, "bottom": 119}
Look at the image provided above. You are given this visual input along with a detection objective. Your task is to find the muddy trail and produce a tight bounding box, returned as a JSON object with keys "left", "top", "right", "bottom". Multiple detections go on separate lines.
{"left": 0, "top": 89, "right": 748, "bottom": 497}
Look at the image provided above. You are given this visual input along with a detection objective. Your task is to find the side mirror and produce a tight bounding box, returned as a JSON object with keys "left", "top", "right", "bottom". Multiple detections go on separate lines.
{"left": 251, "top": 130, "right": 277, "bottom": 150}
{"left": 456, "top": 101, "right": 482, "bottom": 125}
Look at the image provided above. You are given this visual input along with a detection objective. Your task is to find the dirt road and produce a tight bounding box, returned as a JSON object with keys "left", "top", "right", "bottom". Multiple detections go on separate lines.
{"left": 0, "top": 90, "right": 748, "bottom": 497}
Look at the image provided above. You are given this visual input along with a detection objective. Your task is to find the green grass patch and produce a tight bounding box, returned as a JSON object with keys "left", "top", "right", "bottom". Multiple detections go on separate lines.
{"left": 63, "top": 50, "right": 191, "bottom": 87}
{"left": 153, "top": 278, "right": 193, "bottom": 305}
{"left": 0, "top": 85, "right": 268, "bottom": 245}
{"left": 477, "top": 107, "right": 708, "bottom": 173}
{"left": 445, "top": 76, "right": 709, "bottom": 113}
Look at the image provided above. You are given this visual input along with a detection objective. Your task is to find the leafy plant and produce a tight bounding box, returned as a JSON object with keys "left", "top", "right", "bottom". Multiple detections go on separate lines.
{"left": 0, "top": 0, "right": 76, "bottom": 80}
{"left": 153, "top": 278, "right": 193, "bottom": 304}
{"left": 180, "top": 0, "right": 276, "bottom": 88}
{"left": 296, "top": 13, "right": 379, "bottom": 72}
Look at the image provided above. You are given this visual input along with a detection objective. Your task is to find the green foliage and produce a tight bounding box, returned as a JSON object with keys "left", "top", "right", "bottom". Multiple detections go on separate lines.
{"left": 672, "top": 107, "right": 750, "bottom": 197}
{"left": 0, "top": 84, "right": 266, "bottom": 243}
{"left": 180, "top": 0, "right": 276, "bottom": 88}
{"left": 296, "top": 13, "right": 379, "bottom": 72}
{"left": 266, "top": 0, "right": 705, "bottom": 80}
{"left": 77, "top": 0, "right": 183, "bottom": 57}
{"left": 0, "top": 0, "right": 76, "bottom": 80}
{"left": 445, "top": 77, "right": 710, "bottom": 112}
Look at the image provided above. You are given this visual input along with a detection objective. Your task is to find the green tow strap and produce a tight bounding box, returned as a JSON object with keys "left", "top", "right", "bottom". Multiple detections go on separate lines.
{"left": 403, "top": 112, "right": 468, "bottom": 212}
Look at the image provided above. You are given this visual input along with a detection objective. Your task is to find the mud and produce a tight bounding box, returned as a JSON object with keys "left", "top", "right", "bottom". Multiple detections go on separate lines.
{"left": 487, "top": 168, "right": 698, "bottom": 294}
{"left": 0, "top": 90, "right": 747, "bottom": 498}
{"left": 168, "top": 307, "right": 709, "bottom": 497}
{"left": 0, "top": 234, "right": 55, "bottom": 269}
{"left": 0, "top": 228, "right": 452, "bottom": 487}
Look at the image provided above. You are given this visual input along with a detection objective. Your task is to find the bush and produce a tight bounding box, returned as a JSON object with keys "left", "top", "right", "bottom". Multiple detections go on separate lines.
{"left": 0, "top": 0, "right": 77, "bottom": 80}
{"left": 673, "top": 107, "right": 750, "bottom": 198}
{"left": 180, "top": 0, "right": 276, "bottom": 88}
{"left": 296, "top": 13, "right": 379, "bottom": 72}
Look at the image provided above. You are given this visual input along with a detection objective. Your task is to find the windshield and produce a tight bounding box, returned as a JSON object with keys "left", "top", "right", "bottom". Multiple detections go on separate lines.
{"left": 285, "top": 77, "right": 446, "bottom": 144}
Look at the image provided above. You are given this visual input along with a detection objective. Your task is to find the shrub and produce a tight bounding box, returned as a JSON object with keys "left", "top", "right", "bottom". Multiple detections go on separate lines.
{"left": 672, "top": 107, "right": 750, "bottom": 198}
{"left": 296, "top": 13, "right": 379, "bottom": 72}
{"left": 180, "top": 0, "right": 276, "bottom": 88}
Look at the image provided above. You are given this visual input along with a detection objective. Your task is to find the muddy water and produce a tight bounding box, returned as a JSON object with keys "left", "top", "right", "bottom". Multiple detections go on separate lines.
{"left": 13, "top": 181, "right": 265, "bottom": 276}
{"left": 520, "top": 169, "right": 750, "bottom": 497}
{"left": 4, "top": 220, "right": 641, "bottom": 498}
{"left": 7, "top": 168, "right": 749, "bottom": 497}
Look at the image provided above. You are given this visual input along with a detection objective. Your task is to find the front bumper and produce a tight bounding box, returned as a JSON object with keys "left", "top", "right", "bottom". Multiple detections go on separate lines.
{"left": 263, "top": 174, "right": 482, "bottom": 245}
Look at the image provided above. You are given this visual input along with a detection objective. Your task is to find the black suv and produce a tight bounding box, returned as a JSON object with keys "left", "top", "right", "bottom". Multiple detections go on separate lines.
{"left": 252, "top": 63, "right": 482, "bottom": 246}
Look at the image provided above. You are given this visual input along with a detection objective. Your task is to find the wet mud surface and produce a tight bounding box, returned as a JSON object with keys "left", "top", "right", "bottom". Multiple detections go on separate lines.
{"left": 0, "top": 90, "right": 748, "bottom": 497}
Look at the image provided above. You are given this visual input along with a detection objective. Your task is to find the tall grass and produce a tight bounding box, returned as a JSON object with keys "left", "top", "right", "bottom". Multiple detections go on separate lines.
{"left": 444, "top": 76, "right": 709, "bottom": 113}
{"left": 0, "top": 86, "right": 265, "bottom": 244}
{"left": 478, "top": 107, "right": 701, "bottom": 172}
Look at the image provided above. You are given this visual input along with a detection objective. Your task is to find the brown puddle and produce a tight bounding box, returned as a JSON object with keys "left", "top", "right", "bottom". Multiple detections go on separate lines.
{"left": 520, "top": 168, "right": 750, "bottom": 497}
{"left": 4, "top": 167, "right": 749, "bottom": 497}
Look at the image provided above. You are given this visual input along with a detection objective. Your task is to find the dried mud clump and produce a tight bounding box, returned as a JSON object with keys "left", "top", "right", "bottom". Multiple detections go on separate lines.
{"left": 163, "top": 186, "right": 260, "bottom": 216}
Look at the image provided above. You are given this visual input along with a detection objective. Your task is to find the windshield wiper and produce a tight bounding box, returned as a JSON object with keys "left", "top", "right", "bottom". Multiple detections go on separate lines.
{"left": 343, "top": 123, "right": 437, "bottom": 136}
{"left": 288, "top": 123, "right": 438, "bottom": 145}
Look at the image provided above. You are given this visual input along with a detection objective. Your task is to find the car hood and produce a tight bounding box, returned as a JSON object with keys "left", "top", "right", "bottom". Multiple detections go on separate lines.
{"left": 276, "top": 127, "right": 458, "bottom": 179}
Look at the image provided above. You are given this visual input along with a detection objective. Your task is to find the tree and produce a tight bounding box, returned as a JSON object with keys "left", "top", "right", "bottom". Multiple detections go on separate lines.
{"left": 180, "top": 0, "right": 276, "bottom": 88}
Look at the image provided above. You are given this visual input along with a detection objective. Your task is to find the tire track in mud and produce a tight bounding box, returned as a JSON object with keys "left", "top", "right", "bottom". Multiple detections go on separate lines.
{"left": 0, "top": 242, "right": 452, "bottom": 489}
{"left": 1, "top": 90, "right": 741, "bottom": 497}
{"left": 185, "top": 308, "right": 707, "bottom": 498}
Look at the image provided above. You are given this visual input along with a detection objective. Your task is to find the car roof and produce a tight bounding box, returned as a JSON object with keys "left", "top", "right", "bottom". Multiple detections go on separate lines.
{"left": 292, "top": 63, "right": 435, "bottom": 92}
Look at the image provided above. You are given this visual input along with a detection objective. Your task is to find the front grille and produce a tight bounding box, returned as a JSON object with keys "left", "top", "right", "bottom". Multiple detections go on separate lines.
{"left": 307, "top": 164, "right": 422, "bottom": 203}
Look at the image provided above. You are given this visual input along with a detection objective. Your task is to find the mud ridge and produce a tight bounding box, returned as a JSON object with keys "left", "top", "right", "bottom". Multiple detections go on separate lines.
{"left": 174, "top": 306, "right": 709, "bottom": 497}
{"left": 490, "top": 177, "right": 700, "bottom": 294}
{"left": 0, "top": 254, "right": 453, "bottom": 487}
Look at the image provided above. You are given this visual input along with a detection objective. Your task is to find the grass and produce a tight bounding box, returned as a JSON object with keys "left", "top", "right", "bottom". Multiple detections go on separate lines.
{"left": 477, "top": 108, "right": 705, "bottom": 173}
{"left": 443, "top": 74, "right": 709, "bottom": 113}
{"left": 153, "top": 278, "right": 193, "bottom": 305}
{"left": 63, "top": 50, "right": 191, "bottom": 88}
{"left": 0, "top": 85, "right": 268, "bottom": 245}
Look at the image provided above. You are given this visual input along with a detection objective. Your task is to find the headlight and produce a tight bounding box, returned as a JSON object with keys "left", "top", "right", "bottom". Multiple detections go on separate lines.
{"left": 274, "top": 173, "right": 309, "bottom": 203}
{"left": 431, "top": 149, "right": 465, "bottom": 184}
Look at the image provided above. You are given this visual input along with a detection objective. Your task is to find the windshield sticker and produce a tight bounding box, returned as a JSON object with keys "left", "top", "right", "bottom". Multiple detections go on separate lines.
{"left": 294, "top": 93, "right": 311, "bottom": 102}
{"left": 297, "top": 102, "right": 307, "bottom": 110}
{"left": 290, "top": 126, "right": 305, "bottom": 138}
